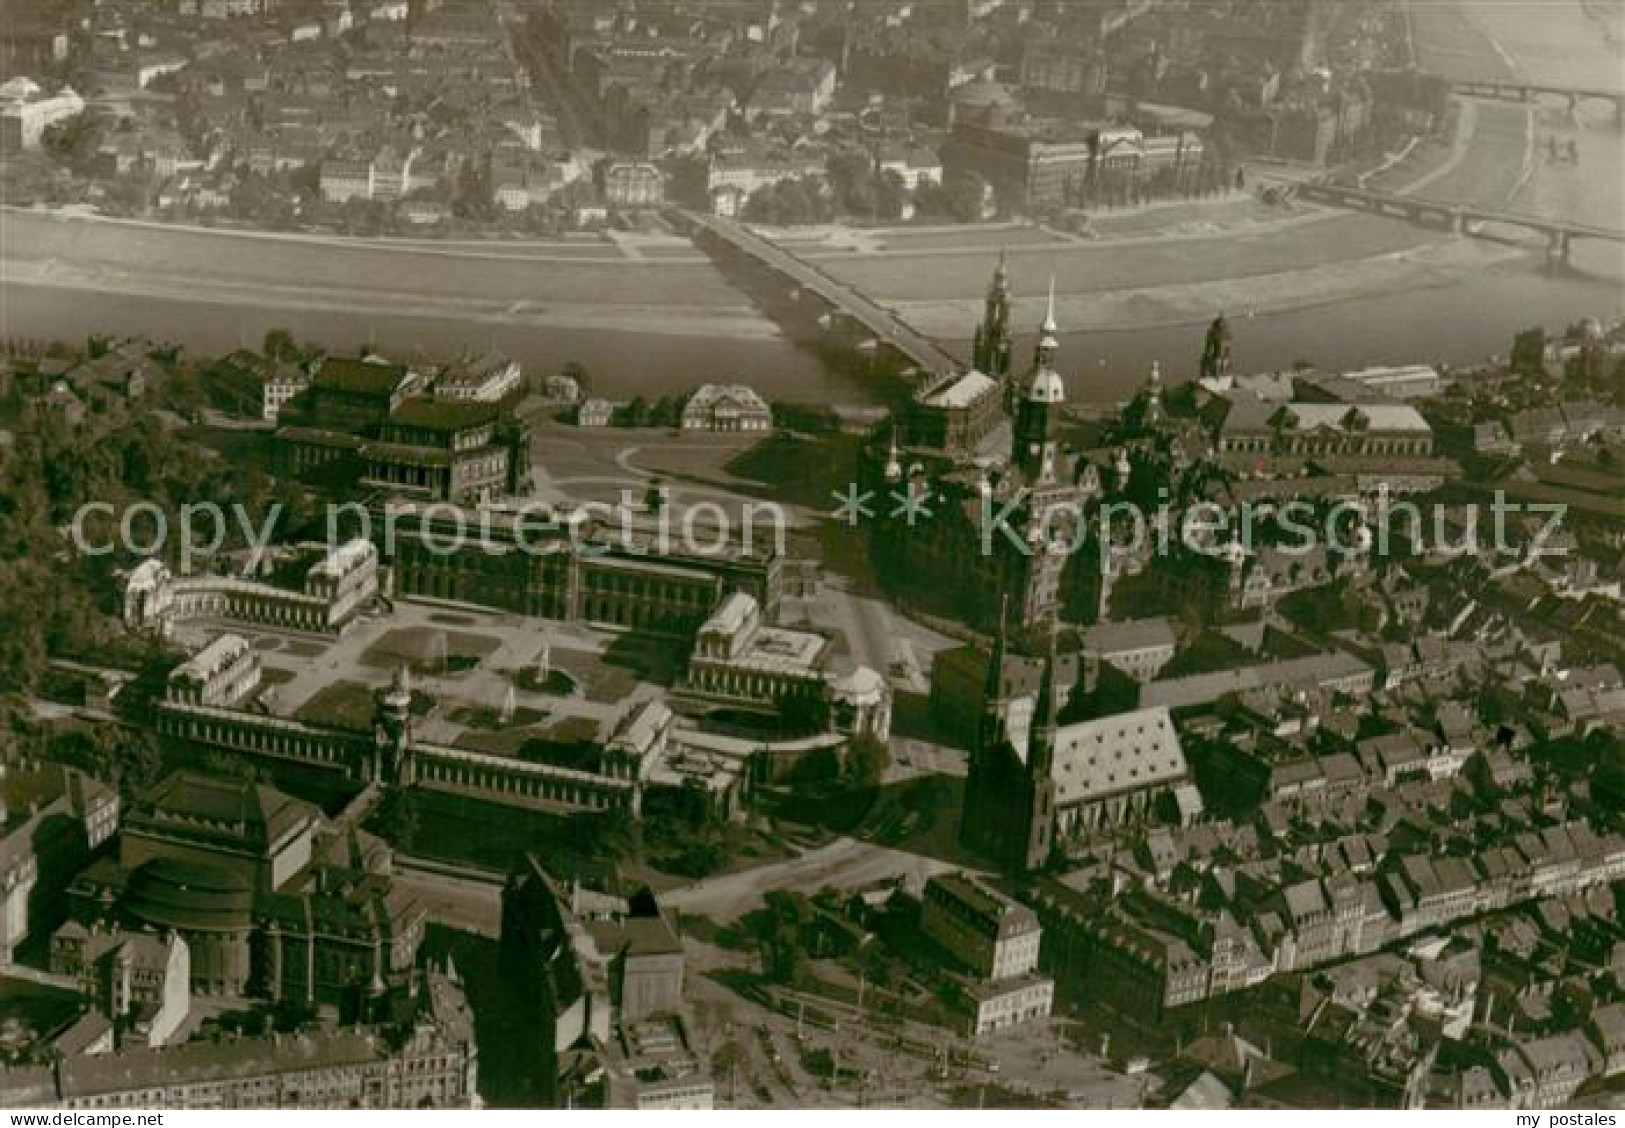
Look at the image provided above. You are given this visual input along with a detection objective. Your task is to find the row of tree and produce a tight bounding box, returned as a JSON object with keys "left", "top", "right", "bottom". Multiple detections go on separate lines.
{"left": 743, "top": 165, "right": 989, "bottom": 226}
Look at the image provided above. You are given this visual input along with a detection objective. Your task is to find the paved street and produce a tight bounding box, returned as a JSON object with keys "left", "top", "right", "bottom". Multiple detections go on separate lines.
{"left": 665, "top": 837, "right": 955, "bottom": 922}
{"left": 805, "top": 576, "right": 956, "bottom": 694}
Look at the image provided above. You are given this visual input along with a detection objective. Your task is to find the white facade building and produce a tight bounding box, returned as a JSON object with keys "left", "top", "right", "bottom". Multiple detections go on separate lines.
{"left": 0, "top": 79, "right": 83, "bottom": 151}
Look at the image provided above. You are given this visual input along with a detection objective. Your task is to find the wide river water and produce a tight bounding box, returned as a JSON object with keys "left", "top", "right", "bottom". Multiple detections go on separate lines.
{"left": 0, "top": 0, "right": 1620, "bottom": 405}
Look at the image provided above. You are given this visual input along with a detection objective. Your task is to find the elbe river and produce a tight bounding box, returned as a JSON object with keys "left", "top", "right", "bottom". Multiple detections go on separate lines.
{"left": 0, "top": 0, "right": 1620, "bottom": 406}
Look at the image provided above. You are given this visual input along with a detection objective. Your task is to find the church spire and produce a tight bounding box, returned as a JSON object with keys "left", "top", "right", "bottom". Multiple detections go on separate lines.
{"left": 1034, "top": 275, "right": 1059, "bottom": 370}
{"left": 978, "top": 592, "right": 1012, "bottom": 756}
{"left": 1028, "top": 618, "right": 1061, "bottom": 775}
{"left": 984, "top": 592, "right": 1010, "bottom": 705}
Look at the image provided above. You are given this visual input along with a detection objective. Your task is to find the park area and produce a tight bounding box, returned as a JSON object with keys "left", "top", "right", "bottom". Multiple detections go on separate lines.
{"left": 171, "top": 594, "right": 654, "bottom": 757}
{"left": 358, "top": 625, "right": 502, "bottom": 675}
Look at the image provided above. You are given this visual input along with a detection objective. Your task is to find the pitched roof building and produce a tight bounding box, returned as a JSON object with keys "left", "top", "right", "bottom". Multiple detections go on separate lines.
{"left": 679, "top": 383, "right": 771, "bottom": 432}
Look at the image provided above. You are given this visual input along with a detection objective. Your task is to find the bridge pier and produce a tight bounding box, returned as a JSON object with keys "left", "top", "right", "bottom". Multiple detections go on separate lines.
{"left": 1547, "top": 230, "right": 1571, "bottom": 263}
{"left": 1450, "top": 207, "right": 1466, "bottom": 235}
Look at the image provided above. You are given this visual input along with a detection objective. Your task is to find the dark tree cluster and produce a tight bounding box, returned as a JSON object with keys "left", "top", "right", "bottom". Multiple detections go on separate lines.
{"left": 825, "top": 150, "right": 907, "bottom": 222}
{"left": 0, "top": 352, "right": 305, "bottom": 696}
{"left": 743, "top": 176, "right": 834, "bottom": 226}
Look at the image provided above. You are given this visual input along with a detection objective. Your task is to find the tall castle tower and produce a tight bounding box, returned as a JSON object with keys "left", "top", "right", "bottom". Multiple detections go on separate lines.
{"left": 1011, "top": 278, "right": 1065, "bottom": 485}
{"left": 1200, "top": 313, "right": 1233, "bottom": 386}
{"left": 974, "top": 252, "right": 1015, "bottom": 387}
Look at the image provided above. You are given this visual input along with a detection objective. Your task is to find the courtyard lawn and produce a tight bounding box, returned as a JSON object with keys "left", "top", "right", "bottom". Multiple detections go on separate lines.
{"left": 549, "top": 647, "right": 641, "bottom": 704}
{"left": 514, "top": 667, "right": 581, "bottom": 697}
{"left": 358, "top": 626, "right": 501, "bottom": 674}
{"left": 452, "top": 724, "right": 552, "bottom": 758}
{"left": 292, "top": 680, "right": 378, "bottom": 731}
{"left": 445, "top": 703, "right": 548, "bottom": 731}
{"left": 258, "top": 667, "right": 297, "bottom": 690}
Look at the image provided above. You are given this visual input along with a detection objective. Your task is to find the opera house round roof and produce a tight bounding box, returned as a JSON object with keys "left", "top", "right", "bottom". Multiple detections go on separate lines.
{"left": 124, "top": 857, "right": 253, "bottom": 932}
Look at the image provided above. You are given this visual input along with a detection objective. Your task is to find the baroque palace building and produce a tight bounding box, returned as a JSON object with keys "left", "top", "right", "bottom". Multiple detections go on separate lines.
{"left": 117, "top": 506, "right": 817, "bottom": 842}
{"left": 862, "top": 264, "right": 1103, "bottom": 635}
{"left": 119, "top": 502, "right": 784, "bottom": 643}
{"left": 122, "top": 539, "right": 380, "bottom": 637}
{"left": 150, "top": 651, "right": 663, "bottom": 820}
{"left": 376, "top": 500, "right": 783, "bottom": 635}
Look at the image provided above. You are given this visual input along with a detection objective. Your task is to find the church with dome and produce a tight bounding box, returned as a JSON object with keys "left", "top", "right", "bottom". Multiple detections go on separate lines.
{"left": 861, "top": 260, "right": 1107, "bottom": 638}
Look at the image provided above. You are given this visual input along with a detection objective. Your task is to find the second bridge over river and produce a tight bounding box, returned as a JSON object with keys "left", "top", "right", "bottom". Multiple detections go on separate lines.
{"left": 1291, "top": 181, "right": 1625, "bottom": 261}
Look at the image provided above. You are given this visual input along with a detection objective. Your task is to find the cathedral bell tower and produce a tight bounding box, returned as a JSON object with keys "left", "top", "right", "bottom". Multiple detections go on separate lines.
{"left": 975, "top": 251, "right": 1015, "bottom": 388}
{"left": 1012, "top": 278, "right": 1066, "bottom": 485}
{"left": 1200, "top": 313, "right": 1233, "bottom": 387}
